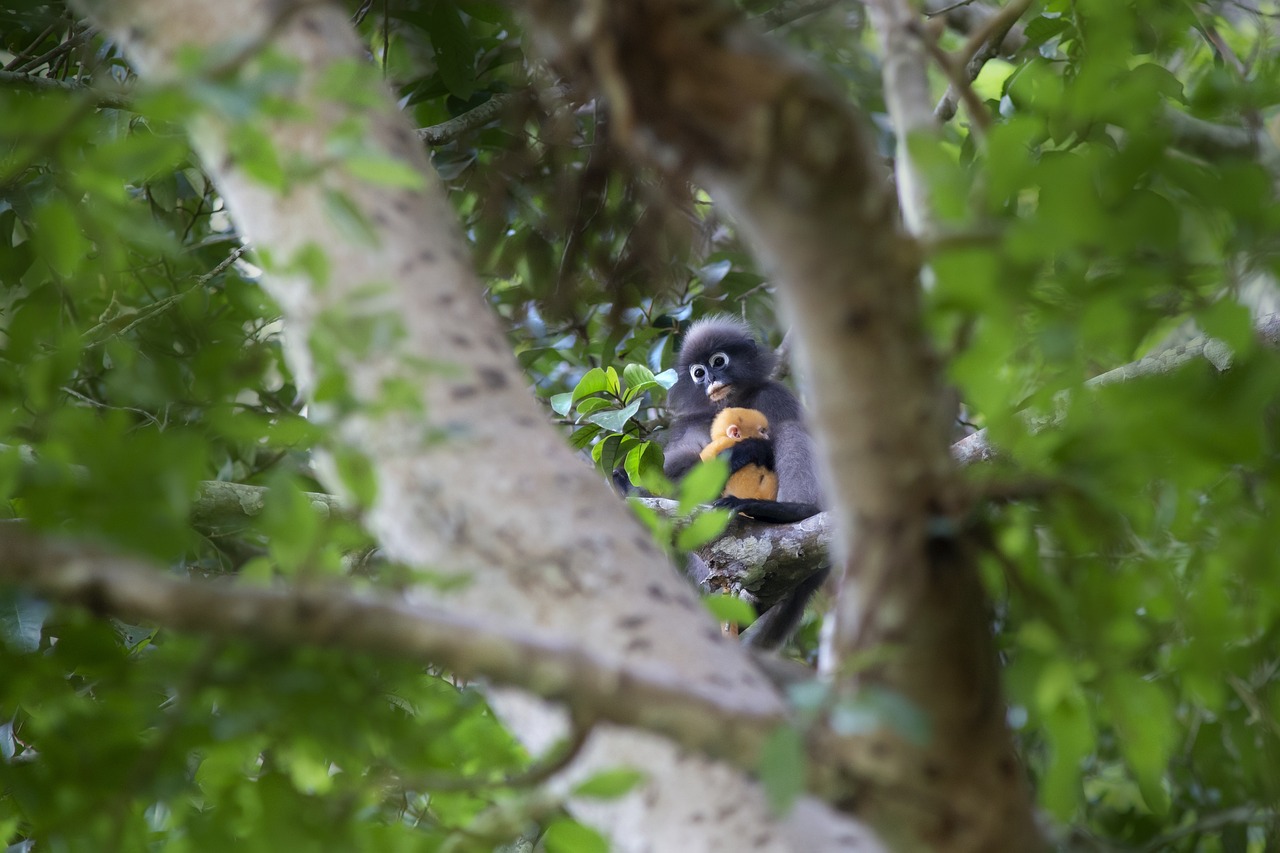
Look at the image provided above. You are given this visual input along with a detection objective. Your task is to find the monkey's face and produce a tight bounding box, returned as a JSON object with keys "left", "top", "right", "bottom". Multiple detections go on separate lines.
{"left": 687, "top": 350, "right": 740, "bottom": 403}
{"left": 672, "top": 317, "right": 775, "bottom": 415}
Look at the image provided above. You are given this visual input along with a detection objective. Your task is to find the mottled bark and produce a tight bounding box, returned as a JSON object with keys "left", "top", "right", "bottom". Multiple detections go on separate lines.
{"left": 70, "top": 1, "right": 827, "bottom": 850}
{"left": 522, "top": 2, "right": 1043, "bottom": 849}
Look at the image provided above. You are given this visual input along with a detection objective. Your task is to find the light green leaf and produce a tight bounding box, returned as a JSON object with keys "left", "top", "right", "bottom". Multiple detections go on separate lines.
{"left": 622, "top": 363, "right": 656, "bottom": 389}
{"left": 543, "top": 819, "right": 608, "bottom": 853}
{"left": 573, "top": 768, "right": 647, "bottom": 800}
{"left": 571, "top": 368, "right": 610, "bottom": 404}
{"left": 0, "top": 590, "right": 49, "bottom": 653}
{"left": 33, "top": 198, "right": 89, "bottom": 278}
{"left": 675, "top": 507, "right": 731, "bottom": 550}
{"left": 585, "top": 399, "right": 641, "bottom": 433}
{"left": 550, "top": 392, "right": 574, "bottom": 416}
{"left": 653, "top": 368, "right": 679, "bottom": 389}
{"left": 574, "top": 396, "right": 613, "bottom": 418}
{"left": 759, "top": 726, "right": 806, "bottom": 815}
{"left": 677, "top": 458, "right": 729, "bottom": 513}
{"left": 344, "top": 154, "right": 426, "bottom": 189}
{"left": 703, "top": 594, "right": 756, "bottom": 626}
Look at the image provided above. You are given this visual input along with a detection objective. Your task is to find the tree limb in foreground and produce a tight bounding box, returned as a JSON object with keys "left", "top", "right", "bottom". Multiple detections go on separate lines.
{"left": 0, "top": 526, "right": 783, "bottom": 767}
{"left": 953, "top": 312, "right": 1280, "bottom": 466}
{"left": 520, "top": 2, "right": 1040, "bottom": 848}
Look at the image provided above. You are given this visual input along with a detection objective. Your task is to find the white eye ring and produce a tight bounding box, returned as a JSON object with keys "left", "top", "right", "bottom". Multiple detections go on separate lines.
{"left": 709, "top": 352, "right": 729, "bottom": 369}
{"left": 690, "top": 365, "right": 707, "bottom": 382}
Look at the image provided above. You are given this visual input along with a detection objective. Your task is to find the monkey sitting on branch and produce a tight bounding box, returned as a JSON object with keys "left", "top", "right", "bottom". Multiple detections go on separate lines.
{"left": 664, "top": 315, "right": 827, "bottom": 647}
{"left": 699, "top": 407, "right": 778, "bottom": 502}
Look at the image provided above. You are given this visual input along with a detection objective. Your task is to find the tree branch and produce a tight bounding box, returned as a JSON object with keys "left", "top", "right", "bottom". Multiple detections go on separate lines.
{"left": 0, "top": 526, "right": 783, "bottom": 768}
{"left": 934, "top": 0, "right": 1033, "bottom": 124}
{"left": 953, "top": 313, "right": 1280, "bottom": 465}
{"left": 522, "top": 1, "right": 1042, "bottom": 847}
{"left": 866, "top": 0, "right": 941, "bottom": 235}
{"left": 0, "top": 68, "right": 130, "bottom": 109}
{"left": 71, "top": 2, "right": 807, "bottom": 849}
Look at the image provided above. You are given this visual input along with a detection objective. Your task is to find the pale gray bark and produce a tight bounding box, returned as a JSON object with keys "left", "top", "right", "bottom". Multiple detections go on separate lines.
{"left": 69, "top": 1, "right": 811, "bottom": 849}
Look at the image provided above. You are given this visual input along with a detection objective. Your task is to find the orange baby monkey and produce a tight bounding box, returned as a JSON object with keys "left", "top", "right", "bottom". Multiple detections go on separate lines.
{"left": 700, "top": 407, "right": 778, "bottom": 501}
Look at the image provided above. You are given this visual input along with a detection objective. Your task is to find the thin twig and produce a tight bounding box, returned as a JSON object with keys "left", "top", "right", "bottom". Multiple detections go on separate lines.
{"left": 81, "top": 246, "right": 247, "bottom": 347}
{"left": 921, "top": 24, "right": 992, "bottom": 132}
{"left": 418, "top": 85, "right": 573, "bottom": 146}
{"left": 419, "top": 92, "right": 525, "bottom": 146}
{"left": 13, "top": 27, "right": 97, "bottom": 74}
{"left": 0, "top": 69, "right": 130, "bottom": 109}
{"left": 925, "top": 0, "right": 978, "bottom": 17}
{"left": 390, "top": 720, "right": 594, "bottom": 792}
{"left": 761, "top": 0, "right": 841, "bottom": 29}
{"left": 934, "top": 0, "right": 1033, "bottom": 124}
{"left": 3, "top": 20, "right": 61, "bottom": 71}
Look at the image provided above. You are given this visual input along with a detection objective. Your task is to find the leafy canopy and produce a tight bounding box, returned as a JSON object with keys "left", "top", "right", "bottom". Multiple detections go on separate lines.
{"left": 0, "top": 1, "right": 1279, "bottom": 850}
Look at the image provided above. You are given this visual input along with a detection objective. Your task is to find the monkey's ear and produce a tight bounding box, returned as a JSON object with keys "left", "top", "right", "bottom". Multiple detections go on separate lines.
{"left": 727, "top": 425, "right": 742, "bottom": 439}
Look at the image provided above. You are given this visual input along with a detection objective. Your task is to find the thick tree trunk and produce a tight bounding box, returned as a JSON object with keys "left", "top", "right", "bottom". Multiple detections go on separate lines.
{"left": 71, "top": 1, "right": 862, "bottom": 850}
{"left": 522, "top": 2, "right": 1044, "bottom": 850}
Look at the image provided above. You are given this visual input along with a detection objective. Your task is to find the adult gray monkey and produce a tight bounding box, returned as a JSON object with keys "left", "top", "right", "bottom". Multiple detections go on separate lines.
{"left": 664, "top": 315, "right": 828, "bottom": 648}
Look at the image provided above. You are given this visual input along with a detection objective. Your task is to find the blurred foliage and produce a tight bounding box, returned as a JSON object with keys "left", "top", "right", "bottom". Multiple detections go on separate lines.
{"left": 0, "top": 0, "right": 1277, "bottom": 850}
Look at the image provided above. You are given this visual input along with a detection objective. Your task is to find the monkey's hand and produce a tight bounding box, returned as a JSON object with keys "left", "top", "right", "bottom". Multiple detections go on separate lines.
{"left": 711, "top": 496, "right": 821, "bottom": 524}
{"left": 720, "top": 438, "right": 775, "bottom": 475}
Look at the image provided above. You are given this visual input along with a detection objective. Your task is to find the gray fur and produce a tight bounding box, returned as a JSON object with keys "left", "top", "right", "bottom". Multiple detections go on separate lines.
{"left": 663, "top": 316, "right": 827, "bottom": 647}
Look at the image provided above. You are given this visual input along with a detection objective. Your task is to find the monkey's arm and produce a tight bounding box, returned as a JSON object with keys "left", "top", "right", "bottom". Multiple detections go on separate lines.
{"left": 699, "top": 435, "right": 737, "bottom": 462}
{"left": 769, "top": 420, "right": 822, "bottom": 505}
{"left": 662, "top": 416, "right": 712, "bottom": 480}
{"left": 720, "top": 437, "right": 775, "bottom": 474}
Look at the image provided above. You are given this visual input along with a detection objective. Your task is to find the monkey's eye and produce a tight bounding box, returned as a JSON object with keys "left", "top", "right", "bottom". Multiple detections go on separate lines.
{"left": 709, "top": 352, "right": 729, "bottom": 369}
{"left": 690, "top": 365, "right": 707, "bottom": 382}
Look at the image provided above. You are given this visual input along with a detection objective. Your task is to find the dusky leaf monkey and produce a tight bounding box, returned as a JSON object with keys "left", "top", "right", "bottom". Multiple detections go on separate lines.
{"left": 700, "top": 407, "right": 778, "bottom": 501}
{"left": 664, "top": 315, "right": 827, "bottom": 647}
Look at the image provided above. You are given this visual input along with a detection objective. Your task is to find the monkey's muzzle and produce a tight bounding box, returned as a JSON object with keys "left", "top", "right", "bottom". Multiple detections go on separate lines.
{"left": 707, "top": 382, "right": 731, "bottom": 403}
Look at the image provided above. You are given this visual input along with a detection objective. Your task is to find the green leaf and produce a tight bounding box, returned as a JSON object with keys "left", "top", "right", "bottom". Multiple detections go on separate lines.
{"left": 543, "top": 819, "right": 608, "bottom": 853}
{"left": 572, "top": 768, "right": 647, "bottom": 799}
{"left": 622, "top": 363, "right": 656, "bottom": 390}
{"left": 592, "top": 434, "right": 636, "bottom": 472}
{"left": 425, "top": 1, "right": 477, "bottom": 100}
{"left": 1101, "top": 675, "right": 1174, "bottom": 815}
{"left": 571, "top": 367, "right": 610, "bottom": 404}
{"left": 622, "top": 379, "right": 661, "bottom": 402}
{"left": 574, "top": 396, "right": 613, "bottom": 418}
{"left": 677, "top": 458, "right": 729, "bottom": 513}
{"left": 830, "top": 687, "right": 930, "bottom": 745}
{"left": 32, "top": 197, "right": 89, "bottom": 278}
{"left": 624, "top": 441, "right": 668, "bottom": 493}
{"left": 549, "top": 392, "right": 574, "bottom": 416}
{"left": 1041, "top": 696, "right": 1094, "bottom": 820}
{"left": 703, "top": 594, "right": 756, "bottom": 626}
{"left": 230, "top": 125, "right": 287, "bottom": 190}
{"left": 1021, "top": 15, "right": 1070, "bottom": 50}
{"left": 321, "top": 188, "right": 378, "bottom": 245}
{"left": 0, "top": 589, "right": 50, "bottom": 653}
{"left": 569, "top": 423, "right": 602, "bottom": 450}
{"left": 698, "top": 258, "right": 732, "bottom": 285}
{"left": 343, "top": 154, "right": 426, "bottom": 189}
{"left": 758, "top": 726, "right": 806, "bottom": 815}
{"left": 675, "top": 507, "right": 731, "bottom": 550}
{"left": 585, "top": 399, "right": 641, "bottom": 433}
{"left": 653, "top": 368, "right": 679, "bottom": 390}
